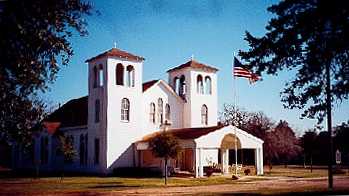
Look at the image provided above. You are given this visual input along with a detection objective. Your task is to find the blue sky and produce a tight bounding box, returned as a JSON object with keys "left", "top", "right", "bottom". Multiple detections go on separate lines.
{"left": 42, "top": 0, "right": 348, "bottom": 134}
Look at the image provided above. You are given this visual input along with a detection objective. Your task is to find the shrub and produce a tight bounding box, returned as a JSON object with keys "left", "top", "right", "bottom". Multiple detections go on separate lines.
{"left": 204, "top": 166, "right": 221, "bottom": 177}
{"left": 244, "top": 168, "right": 251, "bottom": 175}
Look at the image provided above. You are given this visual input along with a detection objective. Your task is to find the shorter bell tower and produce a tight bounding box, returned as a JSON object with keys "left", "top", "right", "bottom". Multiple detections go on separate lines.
{"left": 167, "top": 59, "right": 218, "bottom": 128}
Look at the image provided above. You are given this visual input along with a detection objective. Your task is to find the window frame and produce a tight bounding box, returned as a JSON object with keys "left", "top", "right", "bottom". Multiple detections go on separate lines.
{"left": 201, "top": 104, "right": 208, "bottom": 125}
{"left": 157, "top": 98, "right": 164, "bottom": 124}
{"left": 149, "top": 102, "right": 156, "bottom": 123}
{"left": 165, "top": 103, "right": 171, "bottom": 121}
{"left": 121, "top": 98, "right": 130, "bottom": 122}
{"left": 95, "top": 99, "right": 100, "bottom": 123}
{"left": 116, "top": 63, "right": 124, "bottom": 85}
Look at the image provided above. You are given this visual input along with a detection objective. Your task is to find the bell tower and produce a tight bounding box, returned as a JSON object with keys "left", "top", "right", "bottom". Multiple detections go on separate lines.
{"left": 167, "top": 59, "right": 218, "bottom": 128}
{"left": 86, "top": 47, "right": 144, "bottom": 172}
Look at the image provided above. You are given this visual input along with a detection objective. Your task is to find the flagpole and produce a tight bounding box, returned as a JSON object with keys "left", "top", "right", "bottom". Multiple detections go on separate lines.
{"left": 233, "top": 52, "right": 238, "bottom": 176}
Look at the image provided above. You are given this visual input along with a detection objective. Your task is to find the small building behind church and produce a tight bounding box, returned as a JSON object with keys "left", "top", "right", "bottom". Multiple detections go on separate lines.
{"left": 11, "top": 47, "right": 264, "bottom": 177}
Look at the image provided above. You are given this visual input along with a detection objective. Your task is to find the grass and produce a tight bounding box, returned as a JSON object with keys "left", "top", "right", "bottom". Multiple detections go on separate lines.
{"left": 263, "top": 165, "right": 331, "bottom": 178}
{"left": 0, "top": 165, "right": 347, "bottom": 195}
{"left": 0, "top": 176, "right": 243, "bottom": 194}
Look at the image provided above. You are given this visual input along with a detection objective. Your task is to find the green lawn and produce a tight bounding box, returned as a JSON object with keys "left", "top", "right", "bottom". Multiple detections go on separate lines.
{"left": 263, "top": 165, "right": 331, "bottom": 178}
{"left": 0, "top": 176, "right": 249, "bottom": 194}
{"left": 0, "top": 166, "right": 347, "bottom": 195}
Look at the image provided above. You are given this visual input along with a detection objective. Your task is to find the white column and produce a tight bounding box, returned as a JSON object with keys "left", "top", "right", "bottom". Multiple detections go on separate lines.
{"left": 259, "top": 147, "right": 264, "bottom": 175}
{"left": 198, "top": 148, "right": 204, "bottom": 177}
{"left": 254, "top": 148, "right": 258, "bottom": 174}
{"left": 256, "top": 147, "right": 264, "bottom": 175}
{"left": 194, "top": 148, "right": 198, "bottom": 178}
{"left": 223, "top": 149, "right": 229, "bottom": 174}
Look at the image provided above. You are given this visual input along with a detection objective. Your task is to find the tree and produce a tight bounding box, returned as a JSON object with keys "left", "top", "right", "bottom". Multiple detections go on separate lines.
{"left": 219, "top": 104, "right": 249, "bottom": 129}
{"left": 149, "top": 132, "right": 181, "bottom": 185}
{"left": 239, "top": 0, "right": 349, "bottom": 189}
{"left": 301, "top": 129, "right": 318, "bottom": 172}
{"left": 334, "top": 121, "right": 349, "bottom": 165}
{"left": 0, "top": 0, "right": 92, "bottom": 146}
{"left": 56, "top": 133, "right": 76, "bottom": 180}
{"left": 273, "top": 120, "right": 301, "bottom": 167}
{"left": 244, "top": 111, "right": 274, "bottom": 140}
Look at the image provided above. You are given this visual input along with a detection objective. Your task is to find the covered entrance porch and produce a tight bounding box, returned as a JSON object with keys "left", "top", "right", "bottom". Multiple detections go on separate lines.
{"left": 135, "top": 125, "right": 264, "bottom": 178}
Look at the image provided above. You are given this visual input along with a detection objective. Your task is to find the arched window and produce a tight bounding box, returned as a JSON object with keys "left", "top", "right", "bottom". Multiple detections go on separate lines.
{"left": 197, "top": 75, "right": 203, "bottom": 94}
{"left": 95, "top": 99, "right": 100, "bottom": 123}
{"left": 116, "top": 63, "right": 124, "bottom": 85}
{"left": 174, "top": 77, "right": 180, "bottom": 94}
{"left": 165, "top": 104, "right": 170, "bottom": 121}
{"left": 121, "top": 98, "right": 130, "bottom": 121}
{"left": 40, "top": 136, "right": 49, "bottom": 165}
{"left": 205, "top": 76, "right": 212, "bottom": 94}
{"left": 99, "top": 64, "right": 104, "bottom": 87}
{"left": 201, "top": 104, "right": 208, "bottom": 125}
{"left": 149, "top": 102, "right": 155, "bottom": 123}
{"left": 126, "top": 65, "right": 135, "bottom": 87}
{"left": 93, "top": 66, "right": 98, "bottom": 88}
{"left": 157, "top": 98, "right": 163, "bottom": 124}
{"left": 179, "top": 75, "right": 186, "bottom": 97}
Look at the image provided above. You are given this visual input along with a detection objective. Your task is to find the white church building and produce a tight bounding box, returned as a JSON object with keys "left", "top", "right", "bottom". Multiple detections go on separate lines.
{"left": 12, "top": 47, "right": 264, "bottom": 177}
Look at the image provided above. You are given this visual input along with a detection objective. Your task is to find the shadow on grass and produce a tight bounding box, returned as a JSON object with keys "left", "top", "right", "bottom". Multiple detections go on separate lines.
{"left": 88, "top": 181, "right": 141, "bottom": 189}
{"left": 89, "top": 185, "right": 141, "bottom": 189}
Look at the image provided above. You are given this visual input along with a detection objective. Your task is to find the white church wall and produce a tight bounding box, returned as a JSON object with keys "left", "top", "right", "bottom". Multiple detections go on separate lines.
{"left": 189, "top": 70, "right": 218, "bottom": 127}
{"left": 168, "top": 68, "right": 193, "bottom": 127}
{"left": 201, "top": 149, "right": 219, "bottom": 166}
{"left": 105, "top": 57, "right": 143, "bottom": 170}
{"left": 87, "top": 57, "right": 108, "bottom": 172}
{"left": 141, "top": 81, "right": 184, "bottom": 136}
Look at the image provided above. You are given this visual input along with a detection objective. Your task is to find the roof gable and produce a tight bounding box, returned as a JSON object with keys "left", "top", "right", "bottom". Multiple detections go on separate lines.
{"left": 142, "top": 79, "right": 184, "bottom": 102}
{"left": 85, "top": 48, "right": 145, "bottom": 63}
{"left": 45, "top": 96, "right": 88, "bottom": 128}
{"left": 142, "top": 80, "right": 159, "bottom": 92}
{"left": 167, "top": 60, "right": 218, "bottom": 73}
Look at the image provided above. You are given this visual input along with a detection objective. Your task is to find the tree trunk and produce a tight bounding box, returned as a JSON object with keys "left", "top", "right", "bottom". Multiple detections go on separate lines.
{"left": 165, "top": 158, "right": 168, "bottom": 185}
{"left": 304, "top": 154, "right": 307, "bottom": 169}
{"left": 325, "top": 56, "right": 333, "bottom": 190}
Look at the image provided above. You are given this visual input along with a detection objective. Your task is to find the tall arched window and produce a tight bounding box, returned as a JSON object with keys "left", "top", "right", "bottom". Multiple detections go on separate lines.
{"left": 121, "top": 98, "right": 130, "bottom": 121}
{"left": 126, "top": 65, "right": 135, "bottom": 87}
{"left": 116, "top": 63, "right": 124, "bottom": 85}
{"left": 149, "top": 102, "right": 155, "bottom": 123}
{"left": 93, "top": 66, "right": 98, "bottom": 88}
{"left": 179, "top": 75, "right": 186, "bottom": 97}
{"left": 79, "top": 134, "right": 85, "bottom": 165}
{"left": 165, "top": 104, "right": 170, "bottom": 121}
{"left": 95, "top": 99, "right": 100, "bottom": 123}
{"left": 205, "top": 76, "right": 212, "bottom": 94}
{"left": 201, "top": 104, "right": 208, "bottom": 125}
{"left": 158, "top": 98, "right": 163, "bottom": 124}
{"left": 197, "top": 75, "right": 203, "bottom": 94}
{"left": 99, "top": 64, "right": 104, "bottom": 87}
{"left": 40, "top": 136, "right": 49, "bottom": 165}
{"left": 174, "top": 77, "right": 180, "bottom": 94}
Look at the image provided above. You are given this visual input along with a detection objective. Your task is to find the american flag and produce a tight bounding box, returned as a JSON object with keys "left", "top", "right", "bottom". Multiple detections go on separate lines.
{"left": 233, "top": 57, "right": 260, "bottom": 83}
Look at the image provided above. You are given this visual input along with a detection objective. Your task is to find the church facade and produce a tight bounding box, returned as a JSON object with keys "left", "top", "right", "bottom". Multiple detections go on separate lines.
{"left": 12, "top": 48, "right": 264, "bottom": 177}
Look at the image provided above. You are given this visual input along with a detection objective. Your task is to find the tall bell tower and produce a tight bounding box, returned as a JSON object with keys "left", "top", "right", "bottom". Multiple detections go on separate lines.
{"left": 86, "top": 47, "right": 144, "bottom": 172}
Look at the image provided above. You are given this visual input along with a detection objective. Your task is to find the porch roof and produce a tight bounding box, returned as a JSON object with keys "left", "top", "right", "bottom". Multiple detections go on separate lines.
{"left": 139, "top": 124, "right": 225, "bottom": 142}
